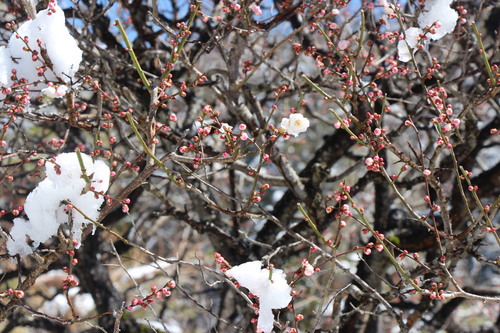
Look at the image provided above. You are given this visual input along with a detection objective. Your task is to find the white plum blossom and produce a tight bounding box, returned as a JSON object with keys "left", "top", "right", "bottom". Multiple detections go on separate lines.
{"left": 0, "top": 2, "right": 82, "bottom": 96}
{"left": 219, "top": 123, "right": 233, "bottom": 134}
{"left": 42, "top": 84, "right": 69, "bottom": 99}
{"left": 418, "top": 0, "right": 458, "bottom": 40}
{"left": 226, "top": 261, "right": 292, "bottom": 333}
{"left": 280, "top": 113, "right": 310, "bottom": 137}
{"left": 7, "top": 152, "right": 110, "bottom": 257}
{"left": 397, "top": 27, "right": 424, "bottom": 62}
{"left": 302, "top": 259, "right": 315, "bottom": 277}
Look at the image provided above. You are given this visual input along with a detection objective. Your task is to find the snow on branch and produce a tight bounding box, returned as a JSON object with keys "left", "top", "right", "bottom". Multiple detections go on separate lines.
{"left": 398, "top": 0, "right": 458, "bottom": 62}
{"left": 7, "top": 152, "right": 110, "bottom": 257}
{"left": 0, "top": 1, "right": 82, "bottom": 97}
{"left": 226, "top": 261, "right": 292, "bottom": 333}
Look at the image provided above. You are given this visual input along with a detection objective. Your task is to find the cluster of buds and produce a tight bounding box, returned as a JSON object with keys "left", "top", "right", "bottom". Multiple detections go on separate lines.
{"left": 326, "top": 183, "right": 354, "bottom": 220}
{"left": 485, "top": 63, "right": 500, "bottom": 87}
{"left": 220, "top": 1, "right": 242, "bottom": 14}
{"left": 47, "top": 0, "right": 58, "bottom": 14}
{"left": 327, "top": 181, "right": 351, "bottom": 202}
{"left": 242, "top": 60, "right": 253, "bottom": 74}
{"left": 468, "top": 185, "right": 478, "bottom": 192}
{"left": 326, "top": 203, "right": 353, "bottom": 219}
{"left": 171, "top": 21, "right": 192, "bottom": 44}
{"left": 62, "top": 274, "right": 79, "bottom": 290}
{"left": 0, "top": 288, "right": 24, "bottom": 299}
{"left": 251, "top": 191, "right": 262, "bottom": 202}
{"left": 196, "top": 125, "right": 213, "bottom": 139}
{"left": 424, "top": 57, "right": 443, "bottom": 79}
{"left": 178, "top": 143, "right": 196, "bottom": 154}
{"left": 427, "top": 88, "right": 462, "bottom": 149}
{"left": 398, "top": 250, "right": 421, "bottom": 261}
{"left": 274, "top": 84, "right": 289, "bottom": 98}
{"left": 368, "top": 128, "right": 387, "bottom": 151}
{"left": 64, "top": 249, "right": 78, "bottom": 266}
{"left": 364, "top": 111, "right": 382, "bottom": 125}
{"left": 365, "top": 155, "right": 385, "bottom": 172}
{"left": 427, "top": 86, "right": 448, "bottom": 111}
{"left": 125, "top": 281, "right": 176, "bottom": 311}
{"left": 61, "top": 239, "right": 80, "bottom": 289}
{"left": 484, "top": 226, "right": 496, "bottom": 233}
{"left": 398, "top": 249, "right": 409, "bottom": 260}
{"left": 122, "top": 197, "right": 131, "bottom": 213}
{"left": 201, "top": 104, "right": 220, "bottom": 118}
{"left": 0, "top": 205, "right": 23, "bottom": 217}
{"left": 333, "top": 118, "right": 352, "bottom": 129}
{"left": 250, "top": 183, "right": 270, "bottom": 203}
{"left": 45, "top": 138, "right": 66, "bottom": 148}
{"left": 363, "top": 241, "right": 384, "bottom": 255}
{"left": 427, "top": 282, "right": 446, "bottom": 300}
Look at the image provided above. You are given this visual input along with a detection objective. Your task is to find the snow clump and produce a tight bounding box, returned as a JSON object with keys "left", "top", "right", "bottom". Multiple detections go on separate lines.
{"left": 0, "top": 1, "right": 82, "bottom": 97}
{"left": 398, "top": 0, "right": 458, "bottom": 62}
{"left": 397, "top": 27, "right": 425, "bottom": 62}
{"left": 418, "top": 0, "right": 458, "bottom": 40}
{"left": 226, "top": 261, "right": 292, "bottom": 333}
{"left": 7, "top": 152, "right": 110, "bottom": 257}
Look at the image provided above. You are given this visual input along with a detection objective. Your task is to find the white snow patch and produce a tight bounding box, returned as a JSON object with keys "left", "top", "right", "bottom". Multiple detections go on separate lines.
{"left": 398, "top": 0, "right": 458, "bottom": 62}
{"left": 41, "top": 287, "right": 95, "bottom": 317}
{"left": 120, "top": 261, "right": 173, "bottom": 282}
{"left": 136, "top": 318, "right": 183, "bottom": 333}
{"left": 418, "top": 0, "right": 458, "bottom": 40}
{"left": 0, "top": 1, "right": 82, "bottom": 96}
{"left": 226, "top": 261, "right": 292, "bottom": 333}
{"left": 397, "top": 27, "right": 424, "bottom": 62}
{"left": 7, "top": 152, "right": 110, "bottom": 257}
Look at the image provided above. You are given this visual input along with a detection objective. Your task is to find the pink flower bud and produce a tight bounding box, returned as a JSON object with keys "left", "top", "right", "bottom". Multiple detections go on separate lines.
{"left": 302, "top": 262, "right": 315, "bottom": 277}
{"left": 251, "top": 4, "right": 262, "bottom": 16}
{"left": 122, "top": 204, "right": 129, "bottom": 213}
{"left": 14, "top": 290, "right": 24, "bottom": 298}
